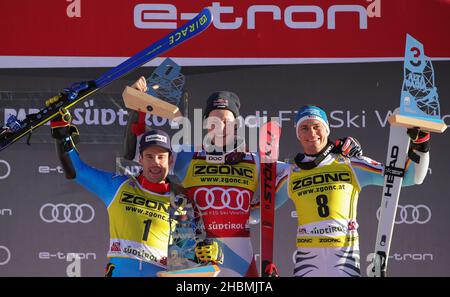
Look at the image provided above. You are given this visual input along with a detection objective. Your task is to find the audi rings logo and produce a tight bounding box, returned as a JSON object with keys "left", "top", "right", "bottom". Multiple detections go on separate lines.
{"left": 0, "top": 160, "right": 11, "bottom": 180}
{"left": 40, "top": 203, "right": 95, "bottom": 224}
{"left": 0, "top": 246, "right": 11, "bottom": 266}
{"left": 194, "top": 187, "right": 251, "bottom": 212}
{"left": 376, "top": 204, "right": 431, "bottom": 224}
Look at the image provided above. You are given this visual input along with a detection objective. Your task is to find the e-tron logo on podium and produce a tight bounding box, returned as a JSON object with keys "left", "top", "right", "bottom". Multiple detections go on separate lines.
{"left": 0, "top": 160, "right": 11, "bottom": 180}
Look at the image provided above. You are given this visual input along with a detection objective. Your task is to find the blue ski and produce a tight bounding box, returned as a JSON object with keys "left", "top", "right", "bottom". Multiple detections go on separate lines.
{"left": 0, "top": 7, "right": 213, "bottom": 152}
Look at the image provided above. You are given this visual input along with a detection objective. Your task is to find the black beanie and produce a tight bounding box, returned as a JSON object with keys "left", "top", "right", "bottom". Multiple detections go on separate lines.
{"left": 203, "top": 91, "right": 240, "bottom": 118}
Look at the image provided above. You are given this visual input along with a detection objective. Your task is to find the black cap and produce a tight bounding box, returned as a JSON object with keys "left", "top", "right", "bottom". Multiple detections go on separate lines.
{"left": 139, "top": 129, "right": 172, "bottom": 154}
{"left": 203, "top": 91, "right": 240, "bottom": 118}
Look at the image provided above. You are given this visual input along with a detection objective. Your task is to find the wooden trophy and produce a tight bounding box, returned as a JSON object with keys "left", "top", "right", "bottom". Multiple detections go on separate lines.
{"left": 122, "top": 57, "right": 184, "bottom": 120}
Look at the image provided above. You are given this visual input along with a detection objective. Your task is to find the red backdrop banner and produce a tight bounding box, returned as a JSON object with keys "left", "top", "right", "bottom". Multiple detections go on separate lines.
{"left": 1, "top": 0, "right": 449, "bottom": 66}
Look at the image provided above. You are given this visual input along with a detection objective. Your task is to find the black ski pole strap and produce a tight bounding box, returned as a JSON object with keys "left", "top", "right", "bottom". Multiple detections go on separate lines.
{"left": 26, "top": 129, "right": 33, "bottom": 146}
{"left": 383, "top": 165, "right": 405, "bottom": 177}
{"left": 408, "top": 149, "right": 421, "bottom": 164}
{"left": 372, "top": 251, "right": 387, "bottom": 277}
{"left": 55, "top": 138, "right": 77, "bottom": 179}
{"left": 294, "top": 141, "right": 336, "bottom": 170}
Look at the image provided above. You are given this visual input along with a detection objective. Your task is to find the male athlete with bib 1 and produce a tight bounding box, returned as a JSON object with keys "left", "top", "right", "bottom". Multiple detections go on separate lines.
{"left": 274, "top": 105, "right": 430, "bottom": 277}
{"left": 50, "top": 105, "right": 219, "bottom": 276}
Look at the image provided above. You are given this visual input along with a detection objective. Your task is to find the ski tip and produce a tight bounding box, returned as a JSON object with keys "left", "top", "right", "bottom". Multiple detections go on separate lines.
{"left": 197, "top": 7, "right": 213, "bottom": 26}
{"left": 200, "top": 7, "right": 213, "bottom": 20}
{"left": 259, "top": 121, "right": 282, "bottom": 143}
